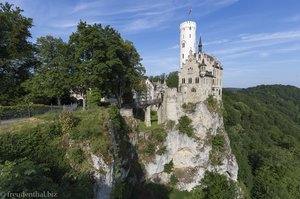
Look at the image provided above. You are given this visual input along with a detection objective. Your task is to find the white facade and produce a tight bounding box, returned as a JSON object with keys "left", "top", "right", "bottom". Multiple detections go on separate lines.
{"left": 180, "top": 21, "right": 196, "bottom": 69}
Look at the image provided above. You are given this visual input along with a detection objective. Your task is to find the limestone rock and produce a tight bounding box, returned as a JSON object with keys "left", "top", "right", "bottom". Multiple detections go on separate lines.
{"left": 144, "top": 102, "right": 238, "bottom": 191}
{"left": 91, "top": 154, "right": 113, "bottom": 199}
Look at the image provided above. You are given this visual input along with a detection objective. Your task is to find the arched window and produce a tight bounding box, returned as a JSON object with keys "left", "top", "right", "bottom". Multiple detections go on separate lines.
{"left": 182, "top": 78, "right": 185, "bottom": 84}
{"left": 195, "top": 77, "right": 199, "bottom": 83}
{"left": 191, "top": 88, "right": 196, "bottom": 92}
{"left": 188, "top": 78, "right": 192, "bottom": 84}
{"left": 182, "top": 42, "right": 185, "bottom": 48}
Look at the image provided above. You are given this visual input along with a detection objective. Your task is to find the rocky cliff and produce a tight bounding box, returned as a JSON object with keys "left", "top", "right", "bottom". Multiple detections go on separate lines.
{"left": 142, "top": 102, "right": 238, "bottom": 191}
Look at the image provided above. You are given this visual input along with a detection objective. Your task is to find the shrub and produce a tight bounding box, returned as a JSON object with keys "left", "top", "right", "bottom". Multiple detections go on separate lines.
{"left": 153, "top": 127, "right": 167, "bottom": 142}
{"left": 69, "top": 148, "right": 85, "bottom": 164}
{"left": 146, "top": 143, "right": 156, "bottom": 155}
{"left": 209, "top": 134, "right": 226, "bottom": 166}
{"left": 182, "top": 102, "right": 196, "bottom": 113}
{"left": 211, "top": 134, "right": 225, "bottom": 150}
{"left": 157, "top": 145, "right": 167, "bottom": 155}
{"left": 166, "top": 120, "right": 175, "bottom": 130}
{"left": 206, "top": 95, "right": 218, "bottom": 112}
{"left": 164, "top": 160, "right": 174, "bottom": 174}
{"left": 178, "top": 116, "right": 193, "bottom": 137}
{"left": 60, "top": 110, "right": 79, "bottom": 133}
{"left": 170, "top": 174, "right": 179, "bottom": 186}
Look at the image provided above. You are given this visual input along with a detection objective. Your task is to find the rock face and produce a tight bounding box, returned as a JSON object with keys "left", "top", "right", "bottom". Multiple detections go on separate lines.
{"left": 144, "top": 102, "right": 238, "bottom": 191}
{"left": 91, "top": 154, "right": 113, "bottom": 199}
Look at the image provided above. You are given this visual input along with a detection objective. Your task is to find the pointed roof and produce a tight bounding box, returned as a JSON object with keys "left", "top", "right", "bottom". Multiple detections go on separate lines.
{"left": 198, "top": 36, "right": 203, "bottom": 53}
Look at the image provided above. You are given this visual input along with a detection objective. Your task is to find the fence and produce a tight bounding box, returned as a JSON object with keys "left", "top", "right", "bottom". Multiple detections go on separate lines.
{"left": 0, "top": 103, "right": 78, "bottom": 122}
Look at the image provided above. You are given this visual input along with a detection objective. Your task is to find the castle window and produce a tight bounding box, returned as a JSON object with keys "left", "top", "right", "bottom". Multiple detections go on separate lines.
{"left": 195, "top": 77, "right": 199, "bottom": 83}
{"left": 191, "top": 88, "right": 196, "bottom": 92}
{"left": 219, "top": 89, "right": 221, "bottom": 96}
{"left": 188, "top": 78, "right": 192, "bottom": 84}
{"left": 182, "top": 54, "right": 184, "bottom": 59}
{"left": 189, "top": 27, "right": 191, "bottom": 30}
{"left": 182, "top": 42, "right": 185, "bottom": 48}
{"left": 182, "top": 78, "right": 185, "bottom": 84}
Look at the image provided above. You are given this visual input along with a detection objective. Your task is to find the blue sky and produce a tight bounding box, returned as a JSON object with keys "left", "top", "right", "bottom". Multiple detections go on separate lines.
{"left": 3, "top": 0, "right": 300, "bottom": 88}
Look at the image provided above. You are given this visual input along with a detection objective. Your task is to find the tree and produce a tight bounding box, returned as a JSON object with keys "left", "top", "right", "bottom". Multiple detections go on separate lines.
{"left": 69, "top": 22, "right": 145, "bottom": 109}
{"left": 23, "top": 36, "right": 71, "bottom": 105}
{"left": 0, "top": 3, "right": 35, "bottom": 105}
{"left": 68, "top": 22, "right": 106, "bottom": 110}
{"left": 166, "top": 71, "right": 178, "bottom": 88}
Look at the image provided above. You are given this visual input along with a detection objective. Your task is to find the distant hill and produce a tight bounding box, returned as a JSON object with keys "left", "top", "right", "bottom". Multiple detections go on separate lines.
{"left": 223, "top": 84, "right": 300, "bottom": 199}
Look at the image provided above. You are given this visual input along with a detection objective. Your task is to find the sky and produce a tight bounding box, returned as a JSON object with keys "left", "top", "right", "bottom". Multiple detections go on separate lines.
{"left": 2, "top": 0, "right": 300, "bottom": 88}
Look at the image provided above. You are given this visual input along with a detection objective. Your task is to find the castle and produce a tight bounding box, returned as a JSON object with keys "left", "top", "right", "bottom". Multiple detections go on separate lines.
{"left": 154, "top": 21, "right": 223, "bottom": 123}
{"left": 128, "top": 20, "right": 224, "bottom": 126}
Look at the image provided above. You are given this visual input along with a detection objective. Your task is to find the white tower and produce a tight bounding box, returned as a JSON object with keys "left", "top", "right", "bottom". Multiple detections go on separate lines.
{"left": 180, "top": 21, "right": 196, "bottom": 69}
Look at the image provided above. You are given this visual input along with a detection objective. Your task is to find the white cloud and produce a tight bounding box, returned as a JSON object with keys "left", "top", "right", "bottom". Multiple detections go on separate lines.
{"left": 240, "top": 30, "right": 300, "bottom": 42}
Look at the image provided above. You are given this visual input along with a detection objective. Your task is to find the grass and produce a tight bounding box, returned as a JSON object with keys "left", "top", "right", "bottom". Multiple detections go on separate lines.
{"left": 0, "top": 118, "right": 48, "bottom": 134}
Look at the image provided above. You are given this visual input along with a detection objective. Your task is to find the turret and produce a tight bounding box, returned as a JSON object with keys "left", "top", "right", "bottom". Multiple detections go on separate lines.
{"left": 198, "top": 36, "right": 202, "bottom": 53}
{"left": 180, "top": 21, "right": 196, "bottom": 69}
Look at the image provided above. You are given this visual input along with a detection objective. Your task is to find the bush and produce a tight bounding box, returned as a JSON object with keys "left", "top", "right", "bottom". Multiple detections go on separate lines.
{"left": 69, "top": 148, "right": 85, "bottom": 164}
{"left": 60, "top": 110, "right": 79, "bottom": 133}
{"left": 153, "top": 127, "right": 167, "bottom": 142}
{"left": 182, "top": 102, "right": 196, "bottom": 113}
{"left": 157, "top": 145, "right": 167, "bottom": 155}
{"left": 209, "top": 134, "right": 226, "bottom": 166}
{"left": 166, "top": 120, "right": 175, "bottom": 130}
{"left": 178, "top": 116, "right": 193, "bottom": 137}
{"left": 170, "top": 174, "right": 178, "bottom": 186}
{"left": 206, "top": 95, "right": 218, "bottom": 112}
{"left": 146, "top": 143, "right": 156, "bottom": 155}
{"left": 211, "top": 134, "right": 225, "bottom": 150}
{"left": 164, "top": 160, "right": 174, "bottom": 174}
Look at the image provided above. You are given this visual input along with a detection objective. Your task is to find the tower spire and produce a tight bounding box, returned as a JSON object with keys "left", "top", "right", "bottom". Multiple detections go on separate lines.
{"left": 198, "top": 35, "right": 203, "bottom": 53}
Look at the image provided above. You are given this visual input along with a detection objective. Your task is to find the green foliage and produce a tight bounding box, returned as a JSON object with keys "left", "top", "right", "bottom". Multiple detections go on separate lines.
{"left": 209, "top": 134, "right": 226, "bottom": 166}
{"left": 146, "top": 143, "right": 156, "bottom": 155}
{"left": 69, "top": 148, "right": 85, "bottom": 164}
{"left": 0, "top": 3, "right": 35, "bottom": 105}
{"left": 205, "top": 95, "right": 218, "bottom": 112}
{"left": 157, "top": 145, "right": 167, "bottom": 155}
{"left": 153, "top": 127, "right": 167, "bottom": 142}
{"left": 166, "top": 120, "right": 176, "bottom": 130}
{"left": 0, "top": 159, "right": 58, "bottom": 193}
{"left": 211, "top": 134, "right": 225, "bottom": 150}
{"left": 87, "top": 88, "right": 102, "bottom": 108}
{"left": 60, "top": 110, "right": 79, "bottom": 133}
{"left": 22, "top": 35, "right": 71, "bottom": 105}
{"left": 186, "top": 172, "right": 238, "bottom": 199}
{"left": 223, "top": 85, "right": 300, "bottom": 199}
{"left": 69, "top": 22, "right": 145, "bottom": 108}
{"left": 166, "top": 71, "right": 179, "bottom": 88}
{"left": 182, "top": 102, "right": 196, "bottom": 113}
{"left": 0, "top": 121, "right": 95, "bottom": 198}
{"left": 170, "top": 174, "right": 179, "bottom": 186}
{"left": 178, "top": 116, "right": 193, "bottom": 137}
{"left": 164, "top": 160, "right": 174, "bottom": 174}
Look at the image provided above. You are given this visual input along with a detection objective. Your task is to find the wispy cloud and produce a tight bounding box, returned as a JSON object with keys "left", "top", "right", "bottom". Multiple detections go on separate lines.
{"left": 282, "top": 14, "right": 300, "bottom": 22}
{"left": 240, "top": 30, "right": 300, "bottom": 42}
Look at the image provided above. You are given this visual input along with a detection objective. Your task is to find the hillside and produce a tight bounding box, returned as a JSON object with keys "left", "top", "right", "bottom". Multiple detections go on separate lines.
{"left": 1, "top": 85, "right": 300, "bottom": 199}
{"left": 223, "top": 85, "right": 300, "bottom": 199}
